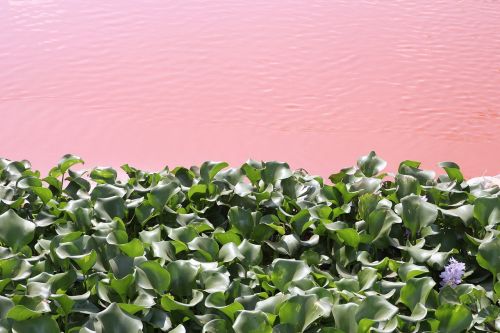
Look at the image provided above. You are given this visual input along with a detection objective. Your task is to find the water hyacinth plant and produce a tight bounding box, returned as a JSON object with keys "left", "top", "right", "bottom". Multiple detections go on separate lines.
{"left": 0, "top": 152, "right": 499, "bottom": 332}
{"left": 440, "top": 258, "right": 466, "bottom": 288}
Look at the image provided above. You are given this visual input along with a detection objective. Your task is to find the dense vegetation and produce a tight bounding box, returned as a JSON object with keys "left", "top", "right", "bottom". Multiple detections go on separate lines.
{"left": 0, "top": 153, "right": 498, "bottom": 333}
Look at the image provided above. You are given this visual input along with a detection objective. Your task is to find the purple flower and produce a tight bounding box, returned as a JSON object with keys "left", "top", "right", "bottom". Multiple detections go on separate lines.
{"left": 439, "top": 258, "right": 465, "bottom": 288}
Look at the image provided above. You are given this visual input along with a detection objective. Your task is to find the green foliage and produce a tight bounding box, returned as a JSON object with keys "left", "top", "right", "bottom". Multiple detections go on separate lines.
{"left": 0, "top": 210, "right": 35, "bottom": 252}
{"left": 0, "top": 153, "right": 498, "bottom": 332}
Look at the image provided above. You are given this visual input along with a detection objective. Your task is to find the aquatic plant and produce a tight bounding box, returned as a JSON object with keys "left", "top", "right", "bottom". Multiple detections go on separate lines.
{"left": 440, "top": 258, "right": 465, "bottom": 288}
{"left": 0, "top": 152, "right": 498, "bottom": 332}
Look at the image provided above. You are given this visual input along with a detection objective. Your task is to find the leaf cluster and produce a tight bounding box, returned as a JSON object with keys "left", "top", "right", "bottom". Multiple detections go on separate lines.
{"left": 0, "top": 153, "right": 498, "bottom": 332}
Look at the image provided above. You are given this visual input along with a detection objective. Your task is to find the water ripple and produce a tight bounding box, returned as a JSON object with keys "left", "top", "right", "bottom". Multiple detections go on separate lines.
{"left": 0, "top": 0, "right": 499, "bottom": 176}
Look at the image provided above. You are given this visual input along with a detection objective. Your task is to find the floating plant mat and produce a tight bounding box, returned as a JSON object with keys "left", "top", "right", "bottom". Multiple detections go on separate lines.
{"left": 0, "top": 153, "right": 499, "bottom": 333}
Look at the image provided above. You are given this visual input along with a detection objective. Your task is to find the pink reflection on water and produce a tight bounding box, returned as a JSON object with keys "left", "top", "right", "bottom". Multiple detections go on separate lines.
{"left": 0, "top": 0, "right": 499, "bottom": 177}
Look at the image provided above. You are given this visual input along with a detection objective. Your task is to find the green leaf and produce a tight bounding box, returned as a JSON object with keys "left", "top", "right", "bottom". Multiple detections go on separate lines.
{"left": 32, "top": 187, "right": 53, "bottom": 204}
{"left": 0, "top": 210, "right": 36, "bottom": 252}
{"left": 228, "top": 207, "right": 255, "bottom": 238}
{"left": 336, "top": 228, "right": 360, "bottom": 248}
{"left": 401, "top": 240, "right": 441, "bottom": 264}
{"left": 160, "top": 290, "right": 204, "bottom": 311}
{"left": 204, "top": 292, "right": 244, "bottom": 321}
{"left": 26, "top": 281, "right": 51, "bottom": 298}
{"left": 355, "top": 295, "right": 398, "bottom": 322}
{"left": 50, "top": 294, "right": 75, "bottom": 315}
{"left": 398, "top": 302, "right": 428, "bottom": 322}
{"left": 143, "top": 308, "right": 172, "bottom": 331}
{"left": 439, "top": 162, "right": 464, "bottom": 183}
{"left": 476, "top": 237, "right": 500, "bottom": 276}
{"left": 16, "top": 176, "right": 42, "bottom": 189}
{"left": 398, "top": 160, "right": 435, "bottom": 184}
{"left": 332, "top": 303, "right": 359, "bottom": 333}
{"left": 188, "top": 184, "right": 207, "bottom": 201}
{"left": 118, "top": 303, "right": 145, "bottom": 315}
{"left": 219, "top": 242, "right": 243, "bottom": 262}
{"left": 168, "top": 226, "right": 198, "bottom": 243}
{"left": 473, "top": 196, "right": 500, "bottom": 226}
{"left": 357, "top": 151, "right": 386, "bottom": 177}
{"left": 58, "top": 154, "right": 84, "bottom": 173}
{"left": 349, "top": 177, "right": 382, "bottom": 195}
{"left": 95, "top": 196, "right": 126, "bottom": 221}
{"left": 139, "top": 227, "right": 162, "bottom": 244}
{"left": 290, "top": 209, "right": 313, "bottom": 235}
{"left": 48, "top": 270, "right": 77, "bottom": 292}
{"left": 435, "top": 304, "right": 472, "bottom": 333}
{"left": 92, "top": 184, "right": 127, "bottom": 199}
{"left": 96, "top": 303, "right": 143, "bottom": 333}
{"left": 188, "top": 237, "right": 219, "bottom": 261}
{"left": 90, "top": 167, "right": 117, "bottom": 184}
{"left": 278, "top": 294, "right": 330, "bottom": 332}
{"left": 200, "top": 269, "right": 230, "bottom": 293}
{"left": 166, "top": 260, "right": 199, "bottom": 297}
{"left": 358, "top": 267, "right": 378, "bottom": 291}
{"left": 441, "top": 205, "right": 473, "bottom": 225}
{"left": 399, "top": 277, "right": 435, "bottom": 312}
{"left": 335, "top": 278, "right": 360, "bottom": 293}
{"left": 200, "top": 161, "right": 229, "bottom": 183}
{"left": 0, "top": 296, "right": 14, "bottom": 319}
{"left": 396, "top": 174, "right": 421, "bottom": 200}
{"left": 137, "top": 261, "right": 171, "bottom": 293}
{"left": 135, "top": 201, "right": 157, "bottom": 226}
{"left": 6, "top": 305, "right": 41, "bottom": 321}
{"left": 118, "top": 239, "right": 145, "bottom": 257}
{"left": 233, "top": 310, "right": 272, "bottom": 333}
{"left": 401, "top": 194, "right": 438, "bottom": 238}
{"left": 214, "top": 230, "right": 241, "bottom": 245}
{"left": 110, "top": 274, "right": 135, "bottom": 300}
{"left": 172, "top": 167, "right": 195, "bottom": 187}
{"left": 11, "top": 315, "right": 60, "bottom": 333}
{"left": 261, "top": 162, "right": 292, "bottom": 184}
{"left": 43, "top": 175, "right": 62, "bottom": 191}
{"left": 203, "top": 319, "right": 230, "bottom": 333}
{"left": 148, "top": 182, "right": 180, "bottom": 211}
{"left": 271, "top": 259, "right": 311, "bottom": 291}
{"left": 238, "top": 239, "right": 262, "bottom": 266}
{"left": 332, "top": 303, "right": 358, "bottom": 333}
{"left": 357, "top": 193, "right": 380, "bottom": 221}
{"left": 241, "top": 160, "right": 263, "bottom": 184}
{"left": 73, "top": 249, "right": 97, "bottom": 274}
{"left": 398, "top": 263, "right": 429, "bottom": 281}
{"left": 366, "top": 207, "right": 400, "bottom": 247}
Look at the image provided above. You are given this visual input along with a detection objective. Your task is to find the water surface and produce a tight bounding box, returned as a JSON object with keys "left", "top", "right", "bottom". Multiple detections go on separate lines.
{"left": 1, "top": 0, "right": 499, "bottom": 176}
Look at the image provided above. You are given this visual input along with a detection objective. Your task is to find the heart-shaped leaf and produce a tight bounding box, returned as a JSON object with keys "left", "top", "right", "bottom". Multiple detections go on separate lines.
{"left": 473, "top": 197, "right": 500, "bottom": 226}
{"left": 228, "top": 207, "right": 255, "bottom": 238}
{"left": 96, "top": 303, "right": 143, "bottom": 333}
{"left": 58, "top": 154, "right": 84, "bottom": 173}
{"left": 399, "top": 277, "right": 435, "bottom": 312}
{"left": 278, "top": 294, "right": 330, "bottom": 332}
{"left": 357, "top": 151, "right": 386, "bottom": 177}
{"left": 271, "top": 259, "right": 311, "bottom": 291}
{"left": 435, "top": 304, "right": 472, "bottom": 333}
{"left": 476, "top": 237, "right": 500, "bottom": 276}
{"left": 355, "top": 295, "right": 398, "bottom": 322}
{"left": 137, "top": 261, "right": 171, "bottom": 293}
{"left": 0, "top": 210, "right": 36, "bottom": 252}
{"left": 166, "top": 260, "right": 199, "bottom": 297}
{"left": 401, "top": 195, "right": 438, "bottom": 238}
{"left": 12, "top": 315, "right": 60, "bottom": 333}
{"left": 233, "top": 310, "right": 272, "bottom": 333}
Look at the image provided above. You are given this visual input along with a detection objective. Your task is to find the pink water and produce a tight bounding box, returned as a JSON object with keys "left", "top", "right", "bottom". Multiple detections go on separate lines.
{"left": 1, "top": 1, "right": 499, "bottom": 177}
